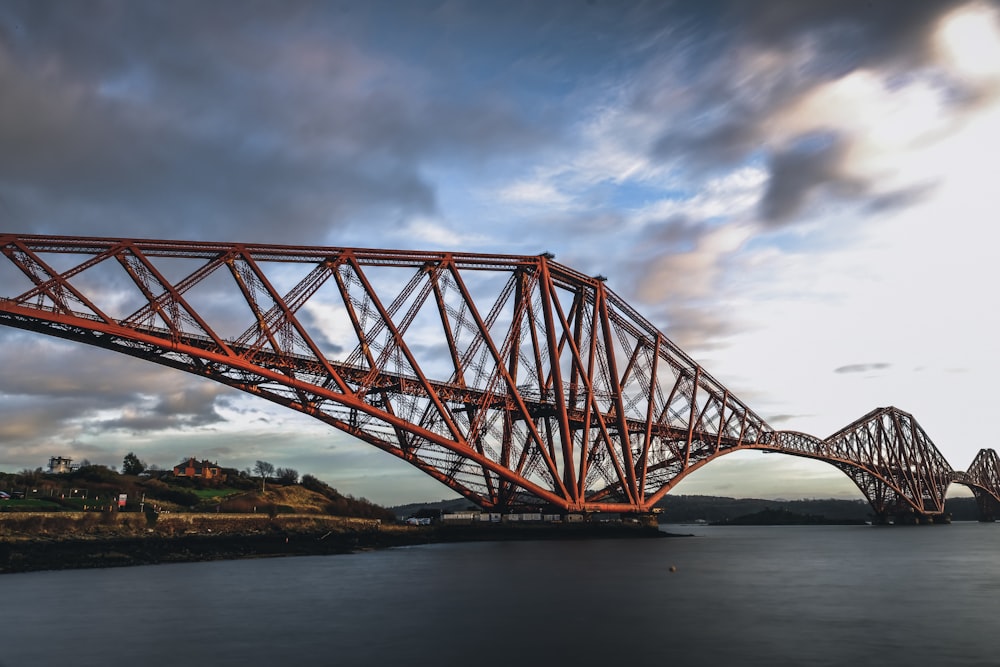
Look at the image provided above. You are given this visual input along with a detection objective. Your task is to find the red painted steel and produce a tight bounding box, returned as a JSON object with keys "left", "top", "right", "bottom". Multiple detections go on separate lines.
{"left": 0, "top": 234, "right": 993, "bottom": 518}
{"left": 809, "top": 407, "right": 954, "bottom": 522}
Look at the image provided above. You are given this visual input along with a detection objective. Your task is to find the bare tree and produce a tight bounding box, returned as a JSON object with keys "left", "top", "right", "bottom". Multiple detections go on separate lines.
{"left": 253, "top": 460, "right": 275, "bottom": 492}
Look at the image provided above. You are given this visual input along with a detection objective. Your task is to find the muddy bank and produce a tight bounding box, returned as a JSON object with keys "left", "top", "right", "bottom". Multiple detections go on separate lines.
{"left": 0, "top": 528, "right": 427, "bottom": 574}
{"left": 0, "top": 512, "right": 413, "bottom": 573}
{"left": 0, "top": 513, "right": 672, "bottom": 574}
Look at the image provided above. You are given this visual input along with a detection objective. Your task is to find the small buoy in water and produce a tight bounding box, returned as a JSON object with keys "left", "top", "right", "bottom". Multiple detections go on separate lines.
{"left": 669, "top": 565, "right": 677, "bottom": 573}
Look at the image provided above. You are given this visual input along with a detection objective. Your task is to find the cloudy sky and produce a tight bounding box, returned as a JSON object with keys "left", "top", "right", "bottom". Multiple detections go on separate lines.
{"left": 2, "top": 0, "right": 999, "bottom": 505}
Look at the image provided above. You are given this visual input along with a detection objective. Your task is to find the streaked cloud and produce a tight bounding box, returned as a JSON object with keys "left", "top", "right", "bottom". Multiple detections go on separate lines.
{"left": 834, "top": 363, "right": 892, "bottom": 375}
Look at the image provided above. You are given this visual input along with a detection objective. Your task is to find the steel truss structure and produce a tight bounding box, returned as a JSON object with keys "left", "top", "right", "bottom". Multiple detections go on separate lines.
{"left": 787, "top": 407, "right": 954, "bottom": 522}
{"left": 0, "top": 234, "right": 995, "bottom": 518}
{"left": 955, "top": 449, "right": 1000, "bottom": 521}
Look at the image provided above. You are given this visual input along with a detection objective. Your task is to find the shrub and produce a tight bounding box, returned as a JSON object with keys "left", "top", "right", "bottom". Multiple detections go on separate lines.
{"left": 141, "top": 480, "right": 198, "bottom": 507}
{"left": 71, "top": 465, "right": 120, "bottom": 484}
{"left": 218, "top": 497, "right": 257, "bottom": 513}
{"left": 301, "top": 474, "right": 342, "bottom": 500}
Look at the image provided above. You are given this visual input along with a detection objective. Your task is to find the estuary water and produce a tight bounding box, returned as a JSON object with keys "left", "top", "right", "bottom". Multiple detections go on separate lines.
{"left": 2, "top": 523, "right": 1000, "bottom": 667}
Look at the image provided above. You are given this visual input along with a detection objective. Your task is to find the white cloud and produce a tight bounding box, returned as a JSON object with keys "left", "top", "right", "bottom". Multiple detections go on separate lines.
{"left": 648, "top": 9, "right": 1000, "bottom": 492}
{"left": 388, "top": 215, "right": 492, "bottom": 250}
{"left": 495, "top": 180, "right": 573, "bottom": 208}
{"left": 935, "top": 3, "right": 1000, "bottom": 84}
{"left": 634, "top": 167, "right": 768, "bottom": 228}
{"left": 635, "top": 222, "right": 755, "bottom": 304}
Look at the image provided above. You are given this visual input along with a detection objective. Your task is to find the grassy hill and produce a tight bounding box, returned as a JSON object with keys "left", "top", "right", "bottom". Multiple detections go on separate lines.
{"left": 0, "top": 467, "right": 395, "bottom": 521}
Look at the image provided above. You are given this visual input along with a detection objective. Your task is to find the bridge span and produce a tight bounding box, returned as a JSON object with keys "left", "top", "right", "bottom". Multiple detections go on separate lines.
{"left": 1, "top": 234, "right": 997, "bottom": 523}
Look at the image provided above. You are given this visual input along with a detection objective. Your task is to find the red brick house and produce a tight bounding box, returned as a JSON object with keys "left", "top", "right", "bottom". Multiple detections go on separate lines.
{"left": 172, "top": 457, "right": 224, "bottom": 481}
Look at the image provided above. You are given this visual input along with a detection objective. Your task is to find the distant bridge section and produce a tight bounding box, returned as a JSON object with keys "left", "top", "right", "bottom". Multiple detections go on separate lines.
{"left": 669, "top": 407, "right": 956, "bottom": 523}
{"left": 798, "top": 407, "right": 954, "bottom": 523}
{"left": 953, "top": 449, "right": 1000, "bottom": 521}
{"left": 0, "top": 234, "right": 998, "bottom": 521}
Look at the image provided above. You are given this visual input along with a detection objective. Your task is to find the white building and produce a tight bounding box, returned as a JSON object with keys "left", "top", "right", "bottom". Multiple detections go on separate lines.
{"left": 47, "top": 456, "right": 78, "bottom": 474}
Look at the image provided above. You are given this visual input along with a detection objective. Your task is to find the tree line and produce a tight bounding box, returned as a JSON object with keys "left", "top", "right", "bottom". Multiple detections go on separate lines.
{"left": 120, "top": 452, "right": 299, "bottom": 490}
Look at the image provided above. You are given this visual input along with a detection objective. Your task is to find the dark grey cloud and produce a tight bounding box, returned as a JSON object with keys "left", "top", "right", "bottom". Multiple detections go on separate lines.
{"left": 0, "top": 330, "right": 235, "bottom": 443}
{"left": 733, "top": 0, "right": 973, "bottom": 69}
{"left": 653, "top": 120, "right": 763, "bottom": 172}
{"left": 647, "top": 214, "right": 707, "bottom": 250}
{"left": 760, "top": 132, "right": 865, "bottom": 224}
{"left": 834, "top": 362, "right": 891, "bottom": 374}
{"left": 87, "top": 385, "right": 227, "bottom": 435}
{"left": 655, "top": 303, "right": 734, "bottom": 352}
{"left": 0, "top": 331, "right": 167, "bottom": 400}
{"left": 0, "top": 0, "right": 987, "bottom": 244}
{"left": 766, "top": 413, "right": 808, "bottom": 425}
{"left": 865, "top": 184, "right": 937, "bottom": 214}
{"left": 0, "top": 0, "right": 567, "bottom": 244}
{"left": 0, "top": 399, "right": 86, "bottom": 442}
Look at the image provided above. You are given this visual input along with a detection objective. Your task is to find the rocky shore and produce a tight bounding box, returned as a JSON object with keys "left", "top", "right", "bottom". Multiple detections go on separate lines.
{"left": 0, "top": 512, "right": 669, "bottom": 574}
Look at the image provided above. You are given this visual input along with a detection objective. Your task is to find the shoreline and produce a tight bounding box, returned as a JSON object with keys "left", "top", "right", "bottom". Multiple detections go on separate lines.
{"left": 0, "top": 514, "right": 673, "bottom": 574}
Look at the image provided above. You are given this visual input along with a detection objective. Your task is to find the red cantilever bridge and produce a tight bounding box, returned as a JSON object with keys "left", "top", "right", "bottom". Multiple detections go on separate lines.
{"left": 1, "top": 234, "right": 998, "bottom": 523}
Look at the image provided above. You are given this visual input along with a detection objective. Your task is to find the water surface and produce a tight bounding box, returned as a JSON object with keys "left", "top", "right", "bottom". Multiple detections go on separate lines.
{"left": 2, "top": 523, "right": 999, "bottom": 666}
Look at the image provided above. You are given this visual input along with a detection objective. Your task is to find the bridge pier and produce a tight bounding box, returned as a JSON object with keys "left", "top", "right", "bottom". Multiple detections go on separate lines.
{"left": 904, "top": 512, "right": 950, "bottom": 525}
{"left": 974, "top": 493, "right": 1000, "bottom": 522}
{"left": 870, "top": 511, "right": 951, "bottom": 525}
{"left": 632, "top": 512, "right": 661, "bottom": 529}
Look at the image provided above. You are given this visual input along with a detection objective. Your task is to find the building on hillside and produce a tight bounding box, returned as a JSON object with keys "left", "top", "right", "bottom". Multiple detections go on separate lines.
{"left": 172, "top": 457, "right": 225, "bottom": 481}
{"left": 48, "top": 456, "right": 79, "bottom": 474}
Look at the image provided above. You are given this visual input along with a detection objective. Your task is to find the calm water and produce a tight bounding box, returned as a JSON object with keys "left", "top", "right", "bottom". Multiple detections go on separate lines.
{"left": 3, "top": 523, "right": 1000, "bottom": 667}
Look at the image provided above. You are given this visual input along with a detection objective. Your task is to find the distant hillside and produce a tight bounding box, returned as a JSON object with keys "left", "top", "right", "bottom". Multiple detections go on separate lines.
{"left": 389, "top": 497, "right": 472, "bottom": 519}
{"left": 654, "top": 494, "right": 981, "bottom": 523}
{"left": 717, "top": 507, "right": 867, "bottom": 525}
{"left": 654, "top": 495, "right": 872, "bottom": 523}
{"left": 944, "top": 497, "right": 979, "bottom": 521}
{"left": 389, "top": 494, "right": 983, "bottom": 522}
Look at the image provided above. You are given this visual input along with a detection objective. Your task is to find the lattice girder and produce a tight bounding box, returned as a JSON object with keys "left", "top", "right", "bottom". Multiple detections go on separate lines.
{"left": 817, "top": 407, "right": 954, "bottom": 517}
{"left": 5, "top": 235, "right": 995, "bottom": 518}
{"left": 628, "top": 408, "right": 956, "bottom": 519}
{"left": 0, "top": 234, "right": 775, "bottom": 512}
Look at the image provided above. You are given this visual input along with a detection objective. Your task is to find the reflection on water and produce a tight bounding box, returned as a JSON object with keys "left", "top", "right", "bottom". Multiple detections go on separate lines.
{"left": 3, "top": 523, "right": 1000, "bottom": 667}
